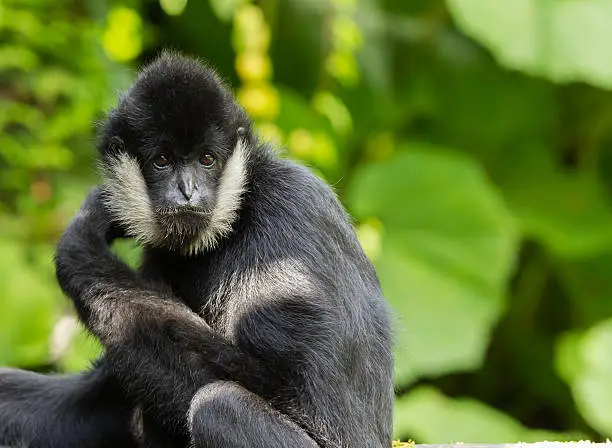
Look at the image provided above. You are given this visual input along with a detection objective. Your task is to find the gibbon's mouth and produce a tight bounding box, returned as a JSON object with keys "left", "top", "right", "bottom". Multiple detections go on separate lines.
{"left": 157, "top": 206, "right": 212, "bottom": 217}
{"left": 156, "top": 207, "right": 212, "bottom": 240}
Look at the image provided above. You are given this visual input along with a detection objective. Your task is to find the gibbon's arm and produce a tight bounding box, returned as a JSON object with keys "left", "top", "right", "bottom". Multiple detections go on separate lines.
{"left": 54, "top": 188, "right": 272, "bottom": 425}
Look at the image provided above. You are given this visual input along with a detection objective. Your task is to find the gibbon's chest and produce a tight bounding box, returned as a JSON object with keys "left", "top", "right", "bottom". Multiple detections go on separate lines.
{"left": 206, "top": 257, "right": 318, "bottom": 339}
{"left": 165, "top": 255, "right": 317, "bottom": 338}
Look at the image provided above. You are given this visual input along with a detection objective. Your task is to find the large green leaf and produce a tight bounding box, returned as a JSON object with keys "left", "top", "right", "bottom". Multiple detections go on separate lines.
{"left": 394, "top": 386, "right": 583, "bottom": 442}
{"left": 347, "top": 147, "right": 518, "bottom": 385}
{"left": 447, "top": 0, "right": 612, "bottom": 89}
{"left": 555, "top": 319, "right": 612, "bottom": 436}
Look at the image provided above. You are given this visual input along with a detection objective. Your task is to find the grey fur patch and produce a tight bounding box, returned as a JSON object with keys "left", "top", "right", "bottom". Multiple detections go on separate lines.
{"left": 84, "top": 283, "right": 207, "bottom": 346}
{"left": 130, "top": 406, "right": 145, "bottom": 444}
{"left": 210, "top": 258, "right": 316, "bottom": 337}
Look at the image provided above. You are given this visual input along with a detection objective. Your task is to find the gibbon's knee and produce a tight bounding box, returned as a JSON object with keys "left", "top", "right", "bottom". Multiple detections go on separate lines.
{"left": 188, "top": 382, "right": 243, "bottom": 428}
{"left": 188, "top": 382, "right": 248, "bottom": 446}
{"left": 188, "top": 381, "right": 318, "bottom": 448}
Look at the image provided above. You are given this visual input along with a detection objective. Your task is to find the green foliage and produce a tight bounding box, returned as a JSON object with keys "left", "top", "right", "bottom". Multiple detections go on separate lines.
{"left": 347, "top": 148, "right": 518, "bottom": 385}
{"left": 447, "top": 0, "right": 612, "bottom": 89}
{"left": 501, "top": 149, "right": 612, "bottom": 258}
{"left": 395, "top": 386, "right": 584, "bottom": 443}
{"left": 5, "top": 0, "right": 612, "bottom": 444}
{"left": 0, "top": 239, "right": 62, "bottom": 367}
{"left": 555, "top": 319, "right": 612, "bottom": 436}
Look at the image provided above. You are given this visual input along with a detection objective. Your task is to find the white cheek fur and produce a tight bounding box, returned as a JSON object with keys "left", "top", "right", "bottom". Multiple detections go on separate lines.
{"left": 102, "top": 139, "right": 247, "bottom": 255}
{"left": 102, "top": 153, "right": 163, "bottom": 248}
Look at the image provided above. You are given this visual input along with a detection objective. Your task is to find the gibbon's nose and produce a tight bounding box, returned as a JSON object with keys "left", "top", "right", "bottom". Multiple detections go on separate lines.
{"left": 178, "top": 172, "right": 197, "bottom": 201}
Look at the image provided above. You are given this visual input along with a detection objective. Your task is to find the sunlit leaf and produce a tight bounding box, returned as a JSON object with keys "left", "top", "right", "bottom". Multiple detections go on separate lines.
{"left": 255, "top": 122, "right": 283, "bottom": 146}
{"left": 160, "top": 0, "right": 188, "bottom": 16}
{"left": 235, "top": 52, "right": 272, "bottom": 82}
{"left": 209, "top": 0, "right": 247, "bottom": 22}
{"left": 331, "top": 15, "right": 363, "bottom": 52}
{"left": 554, "top": 331, "right": 583, "bottom": 385}
{"left": 347, "top": 146, "right": 518, "bottom": 385}
{"left": 287, "top": 129, "right": 337, "bottom": 168}
{"left": 447, "top": 0, "right": 612, "bottom": 89}
{"left": 232, "top": 4, "right": 271, "bottom": 53}
{"left": 312, "top": 91, "right": 353, "bottom": 135}
{"left": 102, "top": 7, "right": 142, "bottom": 62}
{"left": 237, "top": 84, "right": 280, "bottom": 119}
{"left": 325, "top": 50, "right": 360, "bottom": 87}
{"left": 395, "top": 386, "right": 583, "bottom": 442}
{"left": 559, "top": 319, "right": 612, "bottom": 436}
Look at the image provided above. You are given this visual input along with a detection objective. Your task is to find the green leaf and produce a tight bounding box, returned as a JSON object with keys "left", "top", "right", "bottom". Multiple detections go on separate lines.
{"left": 447, "top": 0, "right": 612, "bottom": 89}
{"left": 160, "top": 0, "right": 188, "bottom": 17}
{"left": 559, "top": 319, "right": 612, "bottom": 436}
{"left": 554, "top": 331, "right": 584, "bottom": 385}
{"left": 347, "top": 147, "right": 518, "bottom": 385}
{"left": 501, "top": 150, "right": 612, "bottom": 259}
{"left": 394, "top": 386, "right": 583, "bottom": 443}
{"left": 209, "top": 0, "right": 246, "bottom": 22}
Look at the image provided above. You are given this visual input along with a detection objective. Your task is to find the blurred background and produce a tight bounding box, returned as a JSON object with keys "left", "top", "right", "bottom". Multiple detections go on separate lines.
{"left": 4, "top": 0, "right": 612, "bottom": 443}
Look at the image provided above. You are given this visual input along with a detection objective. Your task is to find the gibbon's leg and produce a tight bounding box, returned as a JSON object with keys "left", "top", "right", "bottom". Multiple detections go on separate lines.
{"left": 188, "top": 381, "right": 319, "bottom": 448}
{"left": 0, "top": 364, "right": 137, "bottom": 448}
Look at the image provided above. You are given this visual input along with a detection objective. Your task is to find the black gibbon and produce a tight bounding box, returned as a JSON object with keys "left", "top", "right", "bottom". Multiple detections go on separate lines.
{"left": 0, "top": 52, "right": 394, "bottom": 448}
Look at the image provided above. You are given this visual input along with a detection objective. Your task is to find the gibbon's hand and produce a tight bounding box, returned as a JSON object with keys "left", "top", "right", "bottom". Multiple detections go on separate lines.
{"left": 75, "top": 187, "right": 127, "bottom": 245}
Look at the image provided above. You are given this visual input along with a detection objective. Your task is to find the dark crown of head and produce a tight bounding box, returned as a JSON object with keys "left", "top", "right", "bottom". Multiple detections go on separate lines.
{"left": 123, "top": 52, "right": 232, "bottom": 125}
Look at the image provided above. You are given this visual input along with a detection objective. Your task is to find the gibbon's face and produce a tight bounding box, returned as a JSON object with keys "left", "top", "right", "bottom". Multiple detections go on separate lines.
{"left": 100, "top": 53, "right": 249, "bottom": 254}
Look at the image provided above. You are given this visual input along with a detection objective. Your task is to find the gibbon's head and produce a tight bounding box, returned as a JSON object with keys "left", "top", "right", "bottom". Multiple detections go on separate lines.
{"left": 98, "top": 52, "right": 252, "bottom": 255}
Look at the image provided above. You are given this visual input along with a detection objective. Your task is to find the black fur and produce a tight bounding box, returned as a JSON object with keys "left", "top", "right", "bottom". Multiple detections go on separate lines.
{"left": 0, "top": 361, "right": 138, "bottom": 448}
{"left": 0, "top": 52, "right": 394, "bottom": 448}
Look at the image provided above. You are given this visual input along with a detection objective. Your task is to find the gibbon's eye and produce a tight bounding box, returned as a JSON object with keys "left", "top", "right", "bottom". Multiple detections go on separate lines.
{"left": 200, "top": 153, "right": 216, "bottom": 168}
{"left": 153, "top": 154, "right": 172, "bottom": 169}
